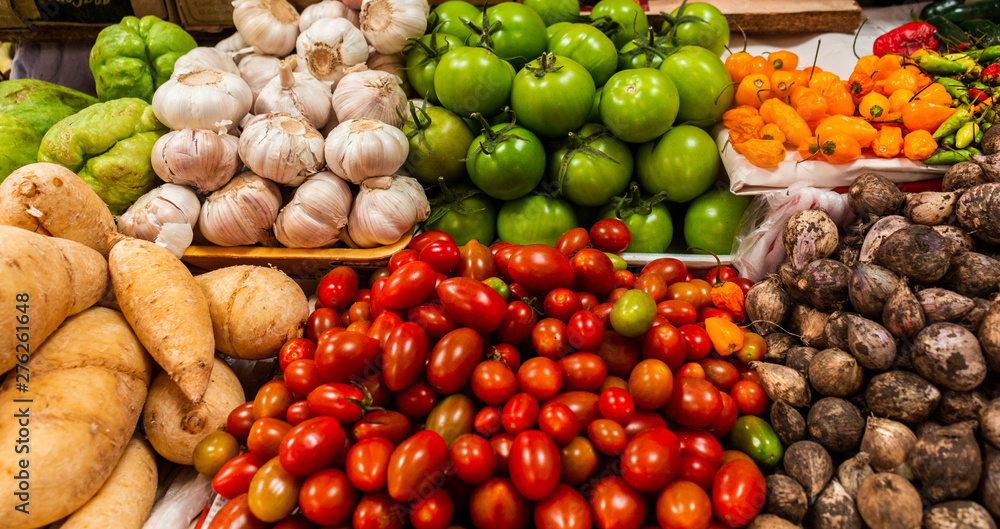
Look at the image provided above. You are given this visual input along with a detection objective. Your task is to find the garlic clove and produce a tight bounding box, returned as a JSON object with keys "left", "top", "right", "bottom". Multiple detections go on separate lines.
{"left": 155, "top": 222, "right": 196, "bottom": 258}
{"left": 232, "top": 0, "right": 300, "bottom": 56}
{"left": 324, "top": 118, "right": 408, "bottom": 184}
{"left": 359, "top": 0, "right": 428, "bottom": 55}
{"left": 151, "top": 129, "right": 242, "bottom": 194}
{"left": 173, "top": 47, "right": 241, "bottom": 77}
{"left": 254, "top": 56, "right": 333, "bottom": 130}
{"left": 152, "top": 69, "right": 253, "bottom": 133}
{"left": 238, "top": 112, "right": 326, "bottom": 187}
{"left": 274, "top": 171, "right": 353, "bottom": 248}
{"left": 299, "top": 0, "right": 360, "bottom": 31}
{"left": 367, "top": 49, "right": 410, "bottom": 95}
{"left": 331, "top": 69, "right": 408, "bottom": 127}
{"left": 295, "top": 17, "right": 369, "bottom": 86}
{"left": 199, "top": 171, "right": 283, "bottom": 246}
{"left": 238, "top": 53, "right": 282, "bottom": 104}
{"left": 216, "top": 31, "right": 247, "bottom": 54}
{"left": 118, "top": 183, "right": 202, "bottom": 256}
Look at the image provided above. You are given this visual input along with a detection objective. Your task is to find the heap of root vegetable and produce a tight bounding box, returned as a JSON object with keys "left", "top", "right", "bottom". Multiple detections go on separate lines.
{"left": 742, "top": 170, "right": 1000, "bottom": 529}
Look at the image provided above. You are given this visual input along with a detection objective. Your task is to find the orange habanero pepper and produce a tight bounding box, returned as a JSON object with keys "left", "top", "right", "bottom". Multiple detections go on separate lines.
{"left": 769, "top": 50, "right": 799, "bottom": 71}
{"left": 725, "top": 51, "right": 754, "bottom": 82}
{"left": 859, "top": 92, "right": 891, "bottom": 120}
{"left": 735, "top": 139, "right": 786, "bottom": 167}
{"left": 722, "top": 105, "right": 760, "bottom": 128}
{"left": 759, "top": 123, "right": 786, "bottom": 143}
{"left": 903, "top": 130, "right": 937, "bottom": 160}
{"left": 705, "top": 317, "right": 745, "bottom": 356}
{"left": 809, "top": 71, "right": 841, "bottom": 95}
{"left": 770, "top": 70, "right": 799, "bottom": 101}
{"left": 913, "top": 82, "right": 953, "bottom": 107}
{"left": 789, "top": 85, "right": 828, "bottom": 121}
{"left": 735, "top": 74, "right": 772, "bottom": 108}
{"left": 847, "top": 71, "right": 874, "bottom": 103}
{"left": 853, "top": 55, "right": 879, "bottom": 77}
{"left": 871, "top": 126, "right": 903, "bottom": 158}
{"left": 748, "top": 55, "right": 775, "bottom": 77}
{"left": 813, "top": 115, "right": 878, "bottom": 148}
{"left": 819, "top": 134, "right": 862, "bottom": 164}
{"left": 824, "top": 81, "right": 856, "bottom": 116}
{"left": 888, "top": 89, "right": 915, "bottom": 113}
{"left": 871, "top": 54, "right": 904, "bottom": 81}
{"left": 901, "top": 101, "right": 956, "bottom": 133}
{"left": 760, "top": 98, "right": 812, "bottom": 147}
{"left": 797, "top": 136, "right": 821, "bottom": 160}
{"left": 881, "top": 68, "right": 918, "bottom": 95}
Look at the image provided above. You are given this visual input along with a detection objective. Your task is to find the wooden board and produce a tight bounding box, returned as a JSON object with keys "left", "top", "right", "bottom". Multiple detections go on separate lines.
{"left": 648, "top": 0, "right": 863, "bottom": 35}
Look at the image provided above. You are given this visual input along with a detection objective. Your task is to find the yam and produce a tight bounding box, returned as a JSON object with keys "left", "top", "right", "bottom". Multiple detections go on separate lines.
{"left": 0, "top": 225, "right": 108, "bottom": 374}
{"left": 808, "top": 348, "right": 863, "bottom": 397}
{"left": 821, "top": 311, "right": 852, "bottom": 351}
{"left": 909, "top": 421, "right": 982, "bottom": 502}
{"left": 847, "top": 263, "right": 898, "bottom": 320}
{"left": 942, "top": 161, "right": 987, "bottom": 191}
{"left": 866, "top": 371, "right": 941, "bottom": 424}
{"left": 932, "top": 224, "right": 976, "bottom": 254}
{"left": 912, "top": 323, "right": 987, "bottom": 392}
{"left": 0, "top": 163, "right": 116, "bottom": 256}
{"left": 836, "top": 452, "right": 873, "bottom": 499}
{"left": 883, "top": 279, "right": 925, "bottom": 340}
{"left": 860, "top": 417, "right": 916, "bottom": 472}
{"left": 978, "top": 296, "right": 1000, "bottom": 373}
{"left": 783, "top": 440, "right": 833, "bottom": 500}
{"left": 786, "top": 304, "right": 830, "bottom": 348}
{"left": 58, "top": 437, "right": 158, "bottom": 529}
{"left": 982, "top": 444, "right": 1000, "bottom": 517}
{"left": 856, "top": 473, "right": 922, "bottom": 529}
{"left": 782, "top": 209, "right": 839, "bottom": 270}
{"left": 955, "top": 183, "right": 1000, "bottom": 244}
{"left": 847, "top": 315, "right": 896, "bottom": 371}
{"left": 195, "top": 265, "right": 308, "bottom": 360}
{"left": 745, "top": 276, "right": 792, "bottom": 335}
{"left": 807, "top": 397, "right": 864, "bottom": 453}
{"left": 763, "top": 333, "right": 798, "bottom": 364}
{"left": 808, "top": 479, "right": 861, "bottom": 529}
{"left": 143, "top": 357, "right": 245, "bottom": 464}
{"left": 746, "top": 514, "right": 798, "bottom": 529}
{"left": 0, "top": 308, "right": 152, "bottom": 529}
{"left": 752, "top": 361, "right": 811, "bottom": 407}
{"left": 762, "top": 474, "right": 807, "bottom": 524}
{"left": 784, "top": 346, "right": 818, "bottom": 375}
{"left": 902, "top": 191, "right": 959, "bottom": 226}
{"left": 770, "top": 401, "right": 808, "bottom": 446}
{"left": 109, "top": 233, "right": 215, "bottom": 403}
{"left": 982, "top": 398, "right": 1000, "bottom": 449}
{"left": 916, "top": 288, "right": 975, "bottom": 324}
{"left": 873, "top": 225, "right": 953, "bottom": 283}
{"left": 848, "top": 172, "right": 905, "bottom": 221}
{"left": 940, "top": 252, "right": 1000, "bottom": 298}
{"left": 794, "top": 259, "right": 851, "bottom": 311}
{"left": 859, "top": 215, "right": 911, "bottom": 263}
{"left": 935, "top": 389, "right": 988, "bottom": 425}
{"left": 922, "top": 501, "right": 997, "bottom": 529}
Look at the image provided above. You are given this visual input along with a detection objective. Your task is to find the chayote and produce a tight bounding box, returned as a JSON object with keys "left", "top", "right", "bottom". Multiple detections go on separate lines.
{"left": 0, "top": 79, "right": 97, "bottom": 136}
{"left": 0, "top": 113, "right": 42, "bottom": 182}
{"left": 37, "top": 98, "right": 167, "bottom": 214}
{"left": 90, "top": 15, "right": 197, "bottom": 102}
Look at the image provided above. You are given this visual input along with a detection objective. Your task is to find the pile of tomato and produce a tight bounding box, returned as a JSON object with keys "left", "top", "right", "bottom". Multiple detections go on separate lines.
{"left": 195, "top": 222, "right": 773, "bottom": 529}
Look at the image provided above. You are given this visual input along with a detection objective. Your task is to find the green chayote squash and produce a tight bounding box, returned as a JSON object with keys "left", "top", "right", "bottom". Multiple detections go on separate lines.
{"left": 0, "top": 79, "right": 97, "bottom": 136}
{"left": 0, "top": 113, "right": 42, "bottom": 181}
{"left": 37, "top": 98, "right": 167, "bottom": 214}
{"left": 90, "top": 15, "right": 197, "bottom": 102}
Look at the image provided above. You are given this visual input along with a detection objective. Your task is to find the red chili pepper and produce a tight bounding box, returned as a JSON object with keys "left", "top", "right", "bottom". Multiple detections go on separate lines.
{"left": 969, "top": 88, "right": 990, "bottom": 104}
{"left": 873, "top": 22, "right": 939, "bottom": 57}
{"left": 983, "top": 62, "right": 1000, "bottom": 84}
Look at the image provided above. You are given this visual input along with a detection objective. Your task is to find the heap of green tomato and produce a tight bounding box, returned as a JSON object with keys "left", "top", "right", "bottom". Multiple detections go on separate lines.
{"left": 402, "top": 0, "right": 751, "bottom": 256}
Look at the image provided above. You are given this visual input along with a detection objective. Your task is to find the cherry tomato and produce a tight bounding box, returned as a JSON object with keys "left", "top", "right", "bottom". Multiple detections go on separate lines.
{"left": 516, "top": 356, "right": 562, "bottom": 402}
{"left": 353, "top": 491, "right": 405, "bottom": 529}
{"left": 491, "top": 343, "right": 522, "bottom": 372}
{"left": 577, "top": 291, "right": 599, "bottom": 310}
{"left": 248, "top": 456, "right": 302, "bottom": 522}
{"left": 642, "top": 258, "right": 688, "bottom": 284}
{"left": 678, "top": 324, "right": 712, "bottom": 360}
{"left": 532, "top": 317, "right": 573, "bottom": 360}
{"left": 591, "top": 302, "right": 614, "bottom": 329}
{"left": 469, "top": 478, "right": 531, "bottom": 529}
{"left": 676, "top": 455, "right": 717, "bottom": 491}
{"left": 379, "top": 261, "right": 436, "bottom": 310}
{"left": 425, "top": 394, "right": 477, "bottom": 448}
{"left": 285, "top": 400, "right": 316, "bottom": 426}
{"left": 544, "top": 288, "right": 584, "bottom": 323}
{"left": 729, "top": 276, "right": 754, "bottom": 296}
{"left": 698, "top": 358, "right": 739, "bottom": 392}
{"left": 706, "top": 392, "right": 738, "bottom": 437}
{"left": 559, "top": 436, "right": 599, "bottom": 486}
{"left": 387, "top": 431, "right": 448, "bottom": 502}
{"left": 206, "top": 493, "right": 268, "bottom": 529}
{"left": 620, "top": 427, "right": 681, "bottom": 492}
{"left": 437, "top": 277, "right": 508, "bottom": 333}
{"left": 410, "top": 487, "right": 454, "bottom": 529}
{"left": 411, "top": 230, "right": 455, "bottom": 252}
{"left": 635, "top": 272, "right": 669, "bottom": 303}
{"left": 353, "top": 288, "right": 372, "bottom": 303}
{"left": 502, "top": 392, "right": 540, "bottom": 435}
{"left": 306, "top": 307, "right": 339, "bottom": 342}
{"left": 367, "top": 311, "right": 403, "bottom": 348}
{"left": 556, "top": 227, "right": 590, "bottom": 257}
{"left": 664, "top": 377, "right": 724, "bottom": 429}
{"left": 698, "top": 306, "right": 733, "bottom": 323}
{"left": 730, "top": 380, "right": 769, "bottom": 416}
{"left": 279, "top": 338, "right": 317, "bottom": 371}
{"left": 538, "top": 402, "right": 580, "bottom": 445}
{"left": 735, "top": 362, "right": 762, "bottom": 385}
{"left": 657, "top": 300, "right": 699, "bottom": 327}
{"left": 656, "top": 480, "right": 713, "bottom": 529}
{"left": 388, "top": 249, "right": 419, "bottom": 273}
{"left": 556, "top": 352, "right": 607, "bottom": 392}
{"left": 735, "top": 332, "right": 767, "bottom": 365}
{"left": 489, "top": 433, "right": 515, "bottom": 476}
{"left": 393, "top": 380, "right": 437, "bottom": 418}
{"left": 315, "top": 330, "right": 380, "bottom": 383}
{"left": 212, "top": 452, "right": 267, "bottom": 499}
{"left": 545, "top": 391, "right": 601, "bottom": 430}
{"left": 597, "top": 387, "right": 635, "bottom": 424}
{"left": 346, "top": 437, "right": 394, "bottom": 492}
{"left": 347, "top": 301, "right": 371, "bottom": 324}
{"left": 382, "top": 322, "right": 429, "bottom": 391}
{"left": 318, "top": 266, "right": 360, "bottom": 311}
{"left": 369, "top": 277, "right": 389, "bottom": 318}
{"left": 641, "top": 323, "right": 686, "bottom": 371}
{"left": 534, "top": 483, "right": 592, "bottom": 529}
{"left": 407, "top": 303, "right": 458, "bottom": 339}
{"left": 307, "top": 383, "right": 363, "bottom": 423}
{"left": 600, "top": 375, "right": 629, "bottom": 392}
{"left": 595, "top": 331, "right": 641, "bottom": 378}
{"left": 613, "top": 270, "right": 636, "bottom": 290}
{"left": 427, "top": 327, "right": 483, "bottom": 395}
{"left": 677, "top": 362, "right": 706, "bottom": 379}
{"left": 496, "top": 300, "right": 538, "bottom": 345}
{"left": 279, "top": 416, "right": 346, "bottom": 476}
{"left": 227, "top": 402, "right": 256, "bottom": 443}
{"left": 689, "top": 279, "right": 713, "bottom": 309}
{"left": 624, "top": 409, "right": 669, "bottom": 439}
{"left": 283, "top": 359, "right": 323, "bottom": 398}
{"left": 475, "top": 406, "right": 503, "bottom": 438}
{"left": 353, "top": 410, "right": 412, "bottom": 445}
{"left": 472, "top": 359, "right": 518, "bottom": 406}
{"left": 450, "top": 433, "right": 497, "bottom": 485}
{"left": 247, "top": 418, "right": 292, "bottom": 460}
{"left": 628, "top": 358, "right": 673, "bottom": 410}
{"left": 571, "top": 248, "right": 616, "bottom": 298}
{"left": 299, "top": 468, "right": 357, "bottom": 526}
{"left": 667, "top": 282, "right": 702, "bottom": 306}
{"left": 566, "top": 310, "right": 604, "bottom": 352}
{"left": 457, "top": 239, "right": 498, "bottom": 281}
{"left": 711, "top": 460, "right": 766, "bottom": 528}
{"left": 368, "top": 267, "right": 391, "bottom": 287}
{"left": 588, "top": 476, "right": 647, "bottom": 529}
{"left": 493, "top": 244, "right": 521, "bottom": 282}
{"left": 271, "top": 514, "right": 313, "bottom": 529}
{"left": 588, "top": 418, "right": 628, "bottom": 456}
{"left": 722, "top": 450, "right": 754, "bottom": 465}
{"left": 421, "top": 239, "right": 461, "bottom": 274}
{"left": 508, "top": 244, "right": 575, "bottom": 291}
{"left": 509, "top": 429, "right": 562, "bottom": 501}
{"left": 590, "top": 218, "right": 631, "bottom": 253}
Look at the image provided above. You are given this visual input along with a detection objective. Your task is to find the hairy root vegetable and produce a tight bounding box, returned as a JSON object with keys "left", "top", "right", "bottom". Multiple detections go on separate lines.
{"left": 940, "top": 252, "right": 1000, "bottom": 299}
{"left": 783, "top": 208, "right": 839, "bottom": 270}
{"left": 1, "top": 225, "right": 108, "bottom": 373}
{"left": 763, "top": 474, "right": 808, "bottom": 524}
{"left": 883, "top": 279, "right": 926, "bottom": 340}
{"left": 783, "top": 440, "right": 834, "bottom": 500}
{"left": 808, "top": 397, "right": 865, "bottom": 453}
{"left": 836, "top": 452, "right": 873, "bottom": 499}
{"left": 859, "top": 215, "right": 911, "bottom": 263}
{"left": 808, "top": 348, "right": 864, "bottom": 397}
{"left": 902, "top": 191, "right": 959, "bottom": 226}
{"left": 746, "top": 275, "right": 793, "bottom": 335}
{"left": 982, "top": 398, "right": 1000, "bottom": 449}
{"left": 753, "top": 361, "right": 811, "bottom": 407}
{"left": 795, "top": 259, "right": 851, "bottom": 311}
{"left": 980, "top": 297, "right": 1000, "bottom": 372}
{"left": 874, "top": 225, "right": 953, "bottom": 283}
{"left": 770, "top": 400, "right": 808, "bottom": 446}
{"left": 935, "top": 389, "right": 988, "bottom": 425}
{"left": 821, "top": 311, "right": 852, "bottom": 351}
{"left": 912, "top": 322, "right": 987, "bottom": 392}
{"left": 786, "top": 304, "right": 830, "bottom": 348}
{"left": 955, "top": 183, "right": 1000, "bottom": 244}
{"left": 860, "top": 417, "right": 916, "bottom": 472}
{"left": 848, "top": 263, "right": 898, "bottom": 320}
{"left": 922, "top": 501, "right": 997, "bottom": 529}
{"left": 747, "top": 514, "right": 799, "bottom": 529}
{"left": 982, "top": 445, "right": 1000, "bottom": 517}
{"left": 916, "top": 288, "right": 975, "bottom": 323}
{"left": 848, "top": 172, "right": 905, "bottom": 221}
{"left": 909, "top": 421, "right": 982, "bottom": 502}
{"left": 784, "top": 346, "right": 818, "bottom": 375}
{"left": 847, "top": 315, "right": 896, "bottom": 371}
{"left": 59, "top": 437, "right": 158, "bottom": 529}
{"left": 808, "top": 479, "right": 861, "bottom": 529}
{"left": 866, "top": 371, "right": 941, "bottom": 424}
{"left": 763, "top": 332, "right": 797, "bottom": 364}
{"left": 109, "top": 233, "right": 215, "bottom": 403}
{"left": 856, "top": 473, "right": 922, "bottom": 529}
{"left": 942, "top": 161, "right": 987, "bottom": 191}
{"left": 932, "top": 224, "right": 975, "bottom": 254}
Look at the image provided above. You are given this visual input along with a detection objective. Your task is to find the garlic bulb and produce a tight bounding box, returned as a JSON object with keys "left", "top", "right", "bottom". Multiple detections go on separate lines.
{"left": 319, "top": 109, "right": 341, "bottom": 137}
{"left": 295, "top": 18, "right": 369, "bottom": 86}
{"left": 394, "top": 174, "right": 431, "bottom": 220}
{"left": 274, "top": 171, "right": 353, "bottom": 248}
{"left": 255, "top": 56, "right": 333, "bottom": 129}
{"left": 239, "top": 53, "right": 282, "bottom": 104}
{"left": 331, "top": 70, "right": 408, "bottom": 127}
{"left": 151, "top": 129, "right": 242, "bottom": 193}
{"left": 173, "top": 47, "right": 241, "bottom": 77}
{"left": 199, "top": 171, "right": 282, "bottom": 246}
{"left": 299, "top": 0, "right": 360, "bottom": 31}
{"left": 367, "top": 50, "right": 409, "bottom": 94}
{"left": 347, "top": 175, "right": 427, "bottom": 247}
{"left": 325, "top": 119, "right": 408, "bottom": 184}
{"left": 360, "top": 0, "right": 428, "bottom": 54}
{"left": 238, "top": 112, "right": 325, "bottom": 186}
{"left": 118, "top": 184, "right": 202, "bottom": 258}
{"left": 152, "top": 69, "right": 252, "bottom": 133}
{"left": 216, "top": 31, "right": 247, "bottom": 54}
{"left": 232, "top": 0, "right": 300, "bottom": 56}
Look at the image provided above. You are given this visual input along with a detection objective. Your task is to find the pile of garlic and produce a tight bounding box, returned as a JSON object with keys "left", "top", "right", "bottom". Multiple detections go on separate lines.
{"left": 126, "top": 0, "right": 430, "bottom": 256}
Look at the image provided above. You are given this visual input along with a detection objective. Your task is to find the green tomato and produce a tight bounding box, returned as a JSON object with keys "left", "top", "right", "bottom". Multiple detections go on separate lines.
{"left": 588, "top": 87, "right": 603, "bottom": 123}
{"left": 497, "top": 194, "right": 579, "bottom": 246}
{"left": 466, "top": 122, "right": 546, "bottom": 201}
{"left": 636, "top": 125, "right": 720, "bottom": 203}
{"left": 599, "top": 68, "right": 679, "bottom": 144}
{"left": 547, "top": 123, "right": 632, "bottom": 207}
{"left": 600, "top": 201, "right": 674, "bottom": 253}
{"left": 667, "top": 2, "right": 730, "bottom": 56}
{"left": 617, "top": 40, "right": 666, "bottom": 70}
{"left": 730, "top": 416, "right": 784, "bottom": 471}
{"left": 483, "top": 277, "right": 510, "bottom": 301}
{"left": 469, "top": 3, "right": 548, "bottom": 71}
{"left": 425, "top": 185, "right": 498, "bottom": 247}
{"left": 610, "top": 289, "right": 656, "bottom": 338}
{"left": 523, "top": 0, "right": 580, "bottom": 26}
{"left": 547, "top": 21, "right": 572, "bottom": 43}
{"left": 511, "top": 54, "right": 596, "bottom": 139}
{"left": 605, "top": 252, "right": 627, "bottom": 271}
{"left": 402, "top": 104, "right": 475, "bottom": 186}
{"left": 428, "top": 1, "right": 481, "bottom": 43}
{"left": 548, "top": 23, "right": 618, "bottom": 87}
{"left": 434, "top": 47, "right": 515, "bottom": 118}
{"left": 683, "top": 188, "right": 751, "bottom": 256}
{"left": 405, "top": 33, "right": 465, "bottom": 103}
{"left": 659, "top": 46, "right": 735, "bottom": 128}
{"left": 590, "top": 0, "right": 649, "bottom": 49}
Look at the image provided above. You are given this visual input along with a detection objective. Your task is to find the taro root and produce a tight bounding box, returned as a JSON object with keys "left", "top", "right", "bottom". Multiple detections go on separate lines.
{"left": 753, "top": 361, "right": 811, "bottom": 407}
{"left": 746, "top": 514, "right": 798, "bottom": 529}
{"left": 909, "top": 420, "right": 982, "bottom": 502}
{"left": 808, "top": 348, "right": 863, "bottom": 397}
{"left": 783, "top": 440, "right": 834, "bottom": 500}
{"left": 762, "top": 474, "right": 808, "bottom": 524}
{"left": 955, "top": 183, "right": 1000, "bottom": 244}
{"left": 932, "top": 224, "right": 976, "bottom": 254}
{"left": 821, "top": 312, "right": 852, "bottom": 351}
{"left": 783, "top": 208, "right": 839, "bottom": 270}
{"left": 848, "top": 172, "right": 905, "bottom": 221}
{"left": 883, "top": 279, "right": 926, "bottom": 340}
{"left": 981, "top": 123, "right": 1000, "bottom": 155}
{"left": 745, "top": 276, "right": 793, "bottom": 335}
{"left": 764, "top": 333, "right": 798, "bottom": 364}
{"left": 859, "top": 215, "right": 911, "bottom": 263}
{"left": 893, "top": 340, "right": 915, "bottom": 371}
{"left": 770, "top": 401, "right": 808, "bottom": 446}
{"left": 976, "top": 152, "right": 1000, "bottom": 181}
{"left": 940, "top": 252, "right": 1000, "bottom": 299}
{"left": 866, "top": 371, "right": 941, "bottom": 423}
{"left": 779, "top": 262, "right": 805, "bottom": 299}
{"left": 784, "top": 346, "right": 818, "bottom": 375}
{"left": 873, "top": 225, "right": 953, "bottom": 283}
{"left": 860, "top": 417, "right": 917, "bottom": 472}
{"left": 942, "top": 160, "right": 987, "bottom": 191}
{"left": 794, "top": 259, "right": 851, "bottom": 311}
{"left": 846, "top": 315, "right": 896, "bottom": 370}
{"left": 916, "top": 288, "right": 975, "bottom": 323}
{"left": 982, "top": 398, "right": 1000, "bottom": 449}
{"left": 982, "top": 444, "right": 1000, "bottom": 517}
{"left": 856, "top": 473, "right": 923, "bottom": 529}
{"left": 902, "top": 190, "right": 959, "bottom": 226}
{"left": 847, "top": 263, "right": 898, "bottom": 320}
{"left": 807, "top": 397, "right": 865, "bottom": 453}
{"left": 954, "top": 297, "right": 990, "bottom": 333}
{"left": 836, "top": 452, "right": 873, "bottom": 499}
{"left": 786, "top": 304, "right": 830, "bottom": 348}
{"left": 922, "top": 501, "right": 998, "bottom": 529}
{"left": 935, "top": 389, "right": 989, "bottom": 425}
{"left": 808, "top": 479, "right": 861, "bottom": 529}
{"left": 912, "top": 322, "right": 987, "bottom": 392}
{"left": 979, "top": 297, "right": 1000, "bottom": 373}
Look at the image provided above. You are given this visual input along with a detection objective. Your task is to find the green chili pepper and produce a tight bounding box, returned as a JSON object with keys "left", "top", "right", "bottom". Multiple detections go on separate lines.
{"left": 955, "top": 121, "right": 977, "bottom": 148}
{"left": 968, "top": 146, "right": 983, "bottom": 156}
{"left": 979, "top": 122, "right": 993, "bottom": 143}
{"left": 913, "top": 55, "right": 969, "bottom": 75}
{"left": 939, "top": 133, "right": 957, "bottom": 147}
{"left": 932, "top": 106, "right": 973, "bottom": 140}
{"left": 960, "top": 20, "right": 1000, "bottom": 47}
{"left": 926, "top": 15, "right": 974, "bottom": 50}
{"left": 980, "top": 45, "right": 1000, "bottom": 64}
{"left": 937, "top": 0, "right": 1000, "bottom": 24}
{"left": 920, "top": 0, "right": 966, "bottom": 21}
{"left": 923, "top": 148, "right": 976, "bottom": 165}
{"left": 934, "top": 76, "right": 969, "bottom": 99}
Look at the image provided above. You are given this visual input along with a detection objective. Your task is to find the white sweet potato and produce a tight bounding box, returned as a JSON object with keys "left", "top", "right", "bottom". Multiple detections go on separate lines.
{"left": 0, "top": 307, "right": 152, "bottom": 529}
{"left": 109, "top": 233, "right": 215, "bottom": 403}
{"left": 58, "top": 437, "right": 158, "bottom": 529}
{"left": 143, "top": 357, "right": 245, "bottom": 465}
{"left": 1, "top": 225, "right": 108, "bottom": 374}
{"left": 0, "top": 163, "right": 116, "bottom": 257}
{"left": 195, "top": 265, "right": 309, "bottom": 359}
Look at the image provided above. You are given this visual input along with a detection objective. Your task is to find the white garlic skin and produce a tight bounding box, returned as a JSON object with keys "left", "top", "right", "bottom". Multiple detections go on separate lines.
{"left": 254, "top": 56, "right": 333, "bottom": 130}
{"left": 152, "top": 69, "right": 252, "bottom": 133}
{"left": 299, "top": 0, "right": 360, "bottom": 31}
{"left": 347, "top": 175, "right": 427, "bottom": 248}
{"left": 199, "top": 171, "right": 282, "bottom": 246}
{"left": 367, "top": 49, "right": 410, "bottom": 94}
{"left": 239, "top": 53, "right": 283, "bottom": 104}
{"left": 232, "top": 0, "right": 300, "bottom": 56}
{"left": 117, "top": 184, "right": 202, "bottom": 257}
{"left": 331, "top": 69, "right": 408, "bottom": 127}
{"left": 324, "top": 118, "right": 408, "bottom": 184}
{"left": 151, "top": 129, "right": 242, "bottom": 194}
{"left": 360, "top": 0, "right": 428, "bottom": 54}
{"left": 295, "top": 17, "right": 369, "bottom": 86}
{"left": 216, "top": 31, "right": 247, "bottom": 54}
{"left": 173, "top": 47, "right": 241, "bottom": 77}
{"left": 238, "top": 112, "right": 326, "bottom": 187}
{"left": 274, "top": 171, "right": 353, "bottom": 248}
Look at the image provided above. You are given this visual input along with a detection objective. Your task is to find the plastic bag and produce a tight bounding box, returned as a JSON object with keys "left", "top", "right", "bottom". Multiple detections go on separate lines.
{"left": 732, "top": 183, "right": 856, "bottom": 281}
